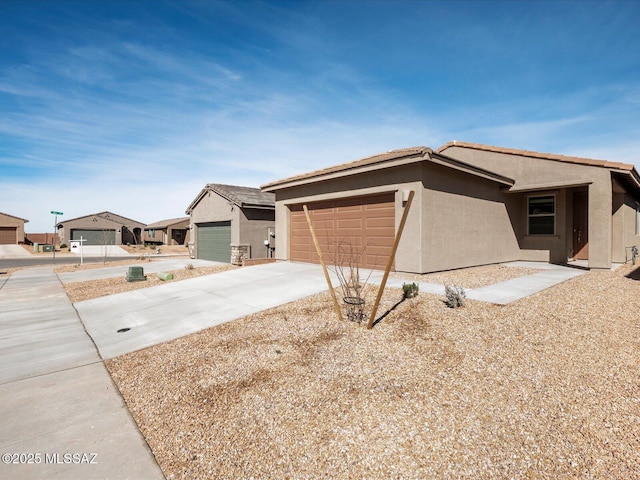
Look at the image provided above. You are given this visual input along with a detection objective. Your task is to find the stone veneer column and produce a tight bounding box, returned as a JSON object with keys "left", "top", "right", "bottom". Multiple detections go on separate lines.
{"left": 230, "top": 244, "right": 250, "bottom": 266}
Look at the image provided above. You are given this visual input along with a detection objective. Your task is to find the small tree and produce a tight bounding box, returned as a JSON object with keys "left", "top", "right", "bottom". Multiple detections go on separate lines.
{"left": 327, "top": 239, "right": 375, "bottom": 322}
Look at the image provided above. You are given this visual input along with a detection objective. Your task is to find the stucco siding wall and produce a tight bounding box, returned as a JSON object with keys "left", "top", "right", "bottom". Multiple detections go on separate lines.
{"left": 0, "top": 214, "right": 26, "bottom": 243}
{"left": 520, "top": 189, "right": 568, "bottom": 264}
{"left": 189, "top": 191, "right": 237, "bottom": 258}
{"left": 0, "top": 213, "right": 25, "bottom": 228}
{"left": 238, "top": 208, "right": 275, "bottom": 259}
{"left": 421, "top": 163, "right": 519, "bottom": 272}
{"left": 612, "top": 192, "right": 640, "bottom": 263}
{"left": 588, "top": 170, "right": 613, "bottom": 269}
{"left": 442, "top": 147, "right": 600, "bottom": 186}
{"left": 442, "top": 146, "right": 615, "bottom": 269}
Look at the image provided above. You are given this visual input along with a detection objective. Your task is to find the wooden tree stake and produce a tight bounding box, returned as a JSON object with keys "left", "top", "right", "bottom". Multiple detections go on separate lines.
{"left": 367, "top": 190, "right": 415, "bottom": 329}
{"left": 303, "top": 205, "right": 344, "bottom": 322}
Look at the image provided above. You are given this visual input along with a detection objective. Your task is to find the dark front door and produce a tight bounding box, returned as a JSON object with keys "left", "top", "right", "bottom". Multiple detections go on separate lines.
{"left": 573, "top": 192, "right": 589, "bottom": 260}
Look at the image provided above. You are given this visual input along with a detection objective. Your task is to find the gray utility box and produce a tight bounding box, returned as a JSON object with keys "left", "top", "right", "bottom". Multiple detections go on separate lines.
{"left": 126, "top": 266, "right": 147, "bottom": 282}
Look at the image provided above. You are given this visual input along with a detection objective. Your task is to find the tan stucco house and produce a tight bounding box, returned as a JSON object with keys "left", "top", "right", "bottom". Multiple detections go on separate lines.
{"left": 0, "top": 212, "right": 28, "bottom": 244}
{"left": 144, "top": 217, "right": 190, "bottom": 245}
{"left": 57, "top": 211, "right": 146, "bottom": 246}
{"left": 186, "top": 184, "right": 275, "bottom": 264}
{"left": 261, "top": 142, "right": 640, "bottom": 273}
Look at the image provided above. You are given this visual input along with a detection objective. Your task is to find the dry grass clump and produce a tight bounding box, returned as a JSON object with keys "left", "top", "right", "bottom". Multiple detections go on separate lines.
{"left": 393, "top": 263, "right": 544, "bottom": 289}
{"left": 63, "top": 265, "right": 237, "bottom": 303}
{"left": 107, "top": 264, "right": 640, "bottom": 479}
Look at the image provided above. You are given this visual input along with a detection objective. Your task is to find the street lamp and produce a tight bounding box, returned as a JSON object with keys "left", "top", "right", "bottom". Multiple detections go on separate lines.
{"left": 51, "top": 211, "right": 63, "bottom": 264}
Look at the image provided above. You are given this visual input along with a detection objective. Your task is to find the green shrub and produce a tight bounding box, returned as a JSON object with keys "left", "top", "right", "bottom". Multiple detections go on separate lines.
{"left": 402, "top": 282, "right": 419, "bottom": 299}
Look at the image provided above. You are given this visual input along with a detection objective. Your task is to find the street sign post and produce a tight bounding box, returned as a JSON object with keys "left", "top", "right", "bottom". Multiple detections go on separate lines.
{"left": 50, "top": 211, "right": 63, "bottom": 264}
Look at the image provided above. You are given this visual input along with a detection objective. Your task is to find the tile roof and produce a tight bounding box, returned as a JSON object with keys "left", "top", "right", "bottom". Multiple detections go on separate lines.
{"left": 437, "top": 141, "right": 635, "bottom": 171}
{"left": 209, "top": 184, "right": 275, "bottom": 207}
{"left": 57, "top": 211, "right": 146, "bottom": 226}
{"left": 186, "top": 184, "right": 275, "bottom": 214}
{"left": 145, "top": 217, "right": 190, "bottom": 229}
{"left": 261, "top": 147, "right": 432, "bottom": 190}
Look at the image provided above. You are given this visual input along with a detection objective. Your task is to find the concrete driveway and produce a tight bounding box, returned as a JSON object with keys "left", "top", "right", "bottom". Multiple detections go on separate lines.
{"left": 74, "top": 262, "right": 336, "bottom": 359}
{"left": 0, "top": 267, "right": 164, "bottom": 480}
{"left": 0, "top": 244, "right": 32, "bottom": 258}
{"left": 73, "top": 260, "right": 588, "bottom": 360}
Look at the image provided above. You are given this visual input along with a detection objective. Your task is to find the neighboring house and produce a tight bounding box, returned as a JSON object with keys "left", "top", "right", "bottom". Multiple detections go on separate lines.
{"left": 0, "top": 212, "right": 28, "bottom": 244}
{"left": 185, "top": 184, "right": 275, "bottom": 264}
{"left": 144, "top": 217, "right": 190, "bottom": 245}
{"left": 261, "top": 142, "right": 640, "bottom": 273}
{"left": 57, "top": 211, "right": 146, "bottom": 246}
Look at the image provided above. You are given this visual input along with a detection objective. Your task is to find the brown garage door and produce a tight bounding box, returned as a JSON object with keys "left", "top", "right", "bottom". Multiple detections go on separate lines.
{"left": 0, "top": 227, "right": 17, "bottom": 244}
{"left": 289, "top": 192, "right": 395, "bottom": 270}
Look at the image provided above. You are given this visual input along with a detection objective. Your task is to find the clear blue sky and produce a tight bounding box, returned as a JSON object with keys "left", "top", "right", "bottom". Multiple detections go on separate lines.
{"left": 1, "top": 0, "right": 639, "bottom": 232}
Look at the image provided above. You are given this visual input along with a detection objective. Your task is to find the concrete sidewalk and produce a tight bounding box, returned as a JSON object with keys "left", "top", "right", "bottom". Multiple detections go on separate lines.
{"left": 372, "top": 261, "right": 586, "bottom": 305}
{"left": 0, "top": 268, "right": 164, "bottom": 480}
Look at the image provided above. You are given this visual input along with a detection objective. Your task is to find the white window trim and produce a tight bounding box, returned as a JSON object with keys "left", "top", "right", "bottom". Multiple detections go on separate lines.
{"left": 527, "top": 194, "right": 556, "bottom": 236}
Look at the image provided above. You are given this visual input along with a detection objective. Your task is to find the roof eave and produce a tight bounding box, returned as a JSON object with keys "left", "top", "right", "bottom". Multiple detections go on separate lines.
{"left": 430, "top": 153, "right": 514, "bottom": 186}
{"left": 262, "top": 153, "right": 430, "bottom": 192}
{"left": 437, "top": 141, "right": 636, "bottom": 171}
{"left": 239, "top": 203, "right": 275, "bottom": 210}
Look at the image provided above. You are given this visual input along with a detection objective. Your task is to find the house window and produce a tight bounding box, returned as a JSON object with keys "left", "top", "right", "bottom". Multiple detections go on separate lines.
{"left": 528, "top": 195, "right": 555, "bottom": 235}
{"left": 149, "top": 229, "right": 155, "bottom": 238}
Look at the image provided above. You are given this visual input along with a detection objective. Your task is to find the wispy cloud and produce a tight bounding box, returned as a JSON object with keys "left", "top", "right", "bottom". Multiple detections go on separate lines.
{"left": 1, "top": 0, "right": 639, "bottom": 231}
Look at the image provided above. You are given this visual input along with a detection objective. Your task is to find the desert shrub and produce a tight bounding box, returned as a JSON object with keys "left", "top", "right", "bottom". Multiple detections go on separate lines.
{"left": 59, "top": 243, "right": 68, "bottom": 249}
{"left": 444, "top": 284, "right": 466, "bottom": 308}
{"left": 185, "top": 263, "right": 194, "bottom": 270}
{"left": 402, "top": 282, "right": 419, "bottom": 299}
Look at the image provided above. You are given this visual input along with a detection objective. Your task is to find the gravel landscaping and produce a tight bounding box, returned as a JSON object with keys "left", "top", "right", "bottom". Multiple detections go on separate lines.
{"left": 63, "top": 264, "right": 237, "bottom": 303}
{"left": 106, "top": 263, "right": 640, "bottom": 479}
{"left": 391, "top": 263, "right": 544, "bottom": 289}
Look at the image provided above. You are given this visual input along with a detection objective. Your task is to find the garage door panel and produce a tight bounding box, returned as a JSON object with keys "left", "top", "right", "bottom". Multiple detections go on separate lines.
{"left": 367, "top": 234, "right": 395, "bottom": 247}
{"left": 71, "top": 229, "right": 115, "bottom": 245}
{"left": 337, "top": 218, "right": 363, "bottom": 229}
{"left": 364, "top": 255, "right": 387, "bottom": 269}
{"left": 365, "top": 205, "right": 395, "bottom": 215}
{"left": 289, "top": 192, "right": 395, "bottom": 270}
{"left": 197, "top": 221, "right": 231, "bottom": 262}
{"left": 311, "top": 219, "right": 335, "bottom": 230}
{"left": 336, "top": 204, "right": 363, "bottom": 214}
{"left": 366, "top": 217, "right": 394, "bottom": 229}
{"left": 0, "top": 227, "right": 17, "bottom": 244}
